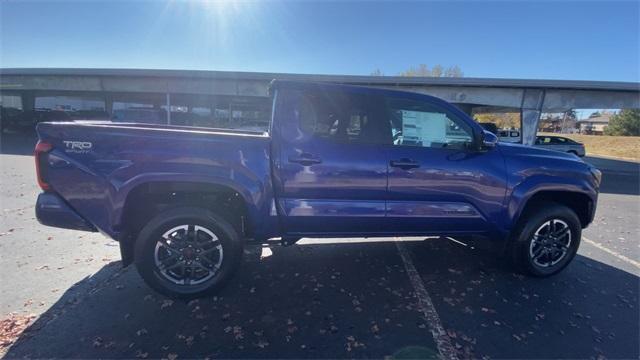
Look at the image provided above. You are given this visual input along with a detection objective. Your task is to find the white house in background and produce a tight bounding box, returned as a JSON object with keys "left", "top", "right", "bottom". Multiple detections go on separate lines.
{"left": 577, "top": 113, "right": 612, "bottom": 135}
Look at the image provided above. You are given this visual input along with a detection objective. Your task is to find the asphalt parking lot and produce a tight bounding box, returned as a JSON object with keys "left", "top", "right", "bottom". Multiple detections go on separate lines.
{"left": 1, "top": 132, "right": 638, "bottom": 359}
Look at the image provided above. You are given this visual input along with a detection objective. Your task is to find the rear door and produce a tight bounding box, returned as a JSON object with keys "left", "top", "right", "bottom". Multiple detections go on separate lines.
{"left": 272, "top": 85, "right": 390, "bottom": 235}
{"left": 384, "top": 95, "right": 507, "bottom": 234}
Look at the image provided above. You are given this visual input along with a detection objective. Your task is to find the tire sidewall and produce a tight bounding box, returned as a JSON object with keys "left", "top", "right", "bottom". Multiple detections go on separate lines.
{"left": 514, "top": 203, "right": 581, "bottom": 277}
{"left": 134, "top": 207, "right": 242, "bottom": 298}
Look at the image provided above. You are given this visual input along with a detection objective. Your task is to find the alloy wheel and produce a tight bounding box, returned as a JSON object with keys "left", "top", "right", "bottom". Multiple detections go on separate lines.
{"left": 153, "top": 224, "right": 223, "bottom": 285}
{"left": 528, "top": 219, "right": 572, "bottom": 268}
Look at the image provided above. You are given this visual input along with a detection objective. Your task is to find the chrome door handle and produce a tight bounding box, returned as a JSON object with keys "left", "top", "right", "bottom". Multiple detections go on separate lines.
{"left": 390, "top": 158, "right": 420, "bottom": 170}
{"left": 288, "top": 154, "right": 322, "bottom": 166}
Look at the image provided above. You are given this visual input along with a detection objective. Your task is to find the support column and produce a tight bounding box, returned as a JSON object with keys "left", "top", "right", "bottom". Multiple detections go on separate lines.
{"left": 520, "top": 89, "right": 545, "bottom": 146}
{"left": 453, "top": 103, "right": 474, "bottom": 117}
{"left": 166, "top": 93, "right": 171, "bottom": 125}
{"left": 104, "top": 93, "right": 114, "bottom": 115}
{"left": 21, "top": 92, "right": 36, "bottom": 112}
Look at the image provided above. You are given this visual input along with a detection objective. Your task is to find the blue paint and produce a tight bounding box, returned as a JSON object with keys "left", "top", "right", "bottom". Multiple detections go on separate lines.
{"left": 35, "top": 192, "right": 96, "bottom": 232}
{"left": 35, "top": 81, "right": 600, "bottom": 250}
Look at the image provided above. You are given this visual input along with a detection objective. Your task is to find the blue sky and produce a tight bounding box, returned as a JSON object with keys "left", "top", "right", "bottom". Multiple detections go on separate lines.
{"left": 1, "top": 1, "right": 639, "bottom": 82}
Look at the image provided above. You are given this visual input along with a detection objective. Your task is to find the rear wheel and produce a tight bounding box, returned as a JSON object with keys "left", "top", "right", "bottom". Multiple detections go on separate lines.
{"left": 511, "top": 203, "right": 581, "bottom": 276}
{"left": 134, "top": 207, "right": 243, "bottom": 298}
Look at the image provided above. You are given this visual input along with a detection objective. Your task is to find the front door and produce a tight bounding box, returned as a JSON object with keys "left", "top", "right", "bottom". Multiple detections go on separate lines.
{"left": 272, "top": 85, "right": 390, "bottom": 235}
{"left": 384, "top": 95, "right": 507, "bottom": 235}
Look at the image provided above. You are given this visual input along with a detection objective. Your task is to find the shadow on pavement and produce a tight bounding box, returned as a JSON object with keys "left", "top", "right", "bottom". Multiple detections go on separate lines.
{"left": 4, "top": 242, "right": 440, "bottom": 359}
{"left": 406, "top": 238, "right": 639, "bottom": 359}
{"left": 5, "top": 238, "right": 638, "bottom": 359}
{"left": 584, "top": 156, "right": 640, "bottom": 196}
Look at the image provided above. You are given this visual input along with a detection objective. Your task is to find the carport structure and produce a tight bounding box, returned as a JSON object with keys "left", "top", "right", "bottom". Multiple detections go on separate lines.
{"left": 1, "top": 68, "right": 638, "bottom": 145}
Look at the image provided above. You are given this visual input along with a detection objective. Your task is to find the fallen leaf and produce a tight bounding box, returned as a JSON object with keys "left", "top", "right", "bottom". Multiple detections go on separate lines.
{"left": 92, "top": 337, "right": 103, "bottom": 348}
{"left": 161, "top": 300, "right": 174, "bottom": 309}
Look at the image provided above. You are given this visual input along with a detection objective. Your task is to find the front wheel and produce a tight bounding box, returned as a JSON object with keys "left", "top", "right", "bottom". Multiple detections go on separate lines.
{"left": 134, "top": 207, "right": 243, "bottom": 299}
{"left": 511, "top": 203, "right": 581, "bottom": 277}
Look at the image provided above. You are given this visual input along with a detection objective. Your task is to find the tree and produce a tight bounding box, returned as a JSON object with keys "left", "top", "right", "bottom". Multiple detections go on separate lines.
{"left": 396, "top": 64, "right": 464, "bottom": 77}
{"left": 474, "top": 112, "right": 520, "bottom": 129}
{"left": 398, "top": 64, "right": 431, "bottom": 77}
{"left": 560, "top": 109, "right": 577, "bottom": 133}
{"left": 604, "top": 109, "right": 640, "bottom": 136}
{"left": 444, "top": 65, "right": 463, "bottom": 78}
{"left": 431, "top": 64, "right": 444, "bottom": 77}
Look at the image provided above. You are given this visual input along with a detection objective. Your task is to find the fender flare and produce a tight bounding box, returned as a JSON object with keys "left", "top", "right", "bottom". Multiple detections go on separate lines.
{"left": 111, "top": 173, "right": 263, "bottom": 235}
{"left": 507, "top": 176, "right": 595, "bottom": 231}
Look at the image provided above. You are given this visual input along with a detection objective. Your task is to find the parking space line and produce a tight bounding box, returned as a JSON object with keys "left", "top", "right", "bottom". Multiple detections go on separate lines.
{"left": 395, "top": 241, "right": 459, "bottom": 360}
{"left": 582, "top": 236, "right": 640, "bottom": 269}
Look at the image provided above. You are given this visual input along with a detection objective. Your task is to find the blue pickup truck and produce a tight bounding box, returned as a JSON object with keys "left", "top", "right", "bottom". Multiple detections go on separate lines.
{"left": 34, "top": 81, "right": 601, "bottom": 298}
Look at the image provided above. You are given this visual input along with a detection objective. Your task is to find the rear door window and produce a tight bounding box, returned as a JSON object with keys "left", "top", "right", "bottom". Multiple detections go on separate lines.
{"left": 296, "top": 89, "right": 390, "bottom": 145}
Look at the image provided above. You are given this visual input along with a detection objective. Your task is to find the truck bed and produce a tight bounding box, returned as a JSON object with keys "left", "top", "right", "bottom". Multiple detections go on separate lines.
{"left": 36, "top": 121, "right": 277, "bottom": 241}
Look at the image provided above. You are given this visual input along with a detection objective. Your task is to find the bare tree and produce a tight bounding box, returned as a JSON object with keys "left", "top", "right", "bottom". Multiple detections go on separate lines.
{"left": 431, "top": 65, "right": 444, "bottom": 77}
{"left": 444, "top": 65, "right": 463, "bottom": 77}
{"left": 397, "top": 64, "right": 463, "bottom": 77}
{"left": 370, "top": 64, "right": 464, "bottom": 77}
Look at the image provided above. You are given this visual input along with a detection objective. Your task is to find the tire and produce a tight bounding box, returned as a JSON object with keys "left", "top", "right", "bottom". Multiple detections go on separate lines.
{"left": 511, "top": 202, "right": 581, "bottom": 277}
{"left": 134, "top": 207, "right": 243, "bottom": 299}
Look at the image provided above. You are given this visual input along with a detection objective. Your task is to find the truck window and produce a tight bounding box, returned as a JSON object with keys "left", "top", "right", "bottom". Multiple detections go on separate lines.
{"left": 296, "top": 89, "right": 389, "bottom": 145}
{"left": 386, "top": 97, "right": 473, "bottom": 149}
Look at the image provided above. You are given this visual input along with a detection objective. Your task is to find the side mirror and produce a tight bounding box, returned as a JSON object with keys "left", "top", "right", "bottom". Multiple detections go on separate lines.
{"left": 482, "top": 130, "right": 498, "bottom": 148}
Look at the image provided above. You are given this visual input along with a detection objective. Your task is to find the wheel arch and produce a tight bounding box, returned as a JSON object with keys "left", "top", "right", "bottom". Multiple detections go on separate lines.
{"left": 116, "top": 178, "right": 257, "bottom": 266}
{"left": 513, "top": 189, "right": 594, "bottom": 230}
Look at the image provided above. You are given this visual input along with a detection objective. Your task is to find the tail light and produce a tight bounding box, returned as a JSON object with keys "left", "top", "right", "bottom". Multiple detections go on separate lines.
{"left": 34, "top": 140, "right": 53, "bottom": 191}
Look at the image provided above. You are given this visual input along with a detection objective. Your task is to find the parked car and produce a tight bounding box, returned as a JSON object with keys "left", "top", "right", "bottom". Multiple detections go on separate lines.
{"left": 535, "top": 135, "right": 586, "bottom": 157}
{"left": 33, "top": 81, "right": 601, "bottom": 298}
{"left": 498, "top": 129, "right": 521, "bottom": 143}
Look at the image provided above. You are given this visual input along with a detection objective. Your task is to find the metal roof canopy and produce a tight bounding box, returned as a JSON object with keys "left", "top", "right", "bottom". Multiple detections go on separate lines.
{"left": 1, "top": 67, "right": 638, "bottom": 91}
{"left": 1, "top": 68, "right": 638, "bottom": 111}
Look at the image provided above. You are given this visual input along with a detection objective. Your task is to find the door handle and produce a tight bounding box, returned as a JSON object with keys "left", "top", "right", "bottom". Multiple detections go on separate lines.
{"left": 390, "top": 158, "right": 420, "bottom": 170}
{"left": 288, "top": 153, "right": 322, "bottom": 166}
